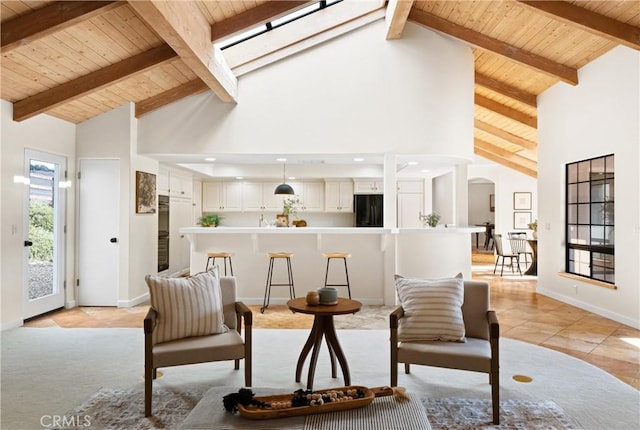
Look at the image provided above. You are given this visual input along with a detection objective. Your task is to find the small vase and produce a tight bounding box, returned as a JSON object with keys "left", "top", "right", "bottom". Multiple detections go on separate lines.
{"left": 532, "top": 230, "right": 538, "bottom": 239}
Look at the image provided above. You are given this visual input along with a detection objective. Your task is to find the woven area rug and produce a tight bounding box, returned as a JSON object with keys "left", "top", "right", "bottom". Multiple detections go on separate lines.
{"left": 422, "top": 397, "right": 580, "bottom": 429}
{"left": 60, "top": 386, "right": 581, "bottom": 429}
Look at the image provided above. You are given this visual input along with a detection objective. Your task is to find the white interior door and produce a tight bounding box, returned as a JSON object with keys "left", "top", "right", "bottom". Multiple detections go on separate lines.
{"left": 78, "top": 159, "right": 120, "bottom": 306}
{"left": 397, "top": 193, "right": 424, "bottom": 228}
{"left": 23, "top": 150, "right": 67, "bottom": 319}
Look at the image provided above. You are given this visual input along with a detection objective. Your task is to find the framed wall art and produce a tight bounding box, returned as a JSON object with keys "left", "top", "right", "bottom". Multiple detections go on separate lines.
{"left": 136, "top": 171, "right": 156, "bottom": 214}
{"left": 489, "top": 194, "right": 495, "bottom": 212}
{"left": 513, "top": 192, "right": 532, "bottom": 210}
{"left": 513, "top": 211, "right": 532, "bottom": 230}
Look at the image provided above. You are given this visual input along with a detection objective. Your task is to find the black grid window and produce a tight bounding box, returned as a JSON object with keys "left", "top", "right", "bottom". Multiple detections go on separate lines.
{"left": 566, "top": 154, "right": 615, "bottom": 284}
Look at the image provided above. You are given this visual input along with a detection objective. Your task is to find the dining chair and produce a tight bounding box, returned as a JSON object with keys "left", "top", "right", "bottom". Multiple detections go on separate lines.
{"left": 493, "top": 234, "right": 521, "bottom": 276}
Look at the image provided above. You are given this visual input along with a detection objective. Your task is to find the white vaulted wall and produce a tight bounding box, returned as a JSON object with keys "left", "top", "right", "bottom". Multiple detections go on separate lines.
{"left": 137, "top": 20, "right": 475, "bottom": 163}
{"left": 537, "top": 46, "right": 640, "bottom": 328}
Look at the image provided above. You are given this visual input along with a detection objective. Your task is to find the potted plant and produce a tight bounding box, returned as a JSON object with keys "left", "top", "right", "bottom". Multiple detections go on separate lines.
{"left": 282, "top": 197, "right": 301, "bottom": 218}
{"left": 423, "top": 212, "right": 441, "bottom": 228}
{"left": 198, "top": 214, "right": 219, "bottom": 227}
{"left": 279, "top": 197, "right": 302, "bottom": 227}
{"left": 528, "top": 219, "right": 538, "bottom": 239}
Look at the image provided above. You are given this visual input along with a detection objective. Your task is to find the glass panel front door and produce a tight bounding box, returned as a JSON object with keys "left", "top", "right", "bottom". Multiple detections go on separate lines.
{"left": 24, "top": 150, "right": 66, "bottom": 318}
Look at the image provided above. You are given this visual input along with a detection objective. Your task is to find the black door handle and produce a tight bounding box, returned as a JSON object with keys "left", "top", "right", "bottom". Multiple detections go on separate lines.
{"left": 24, "top": 240, "right": 33, "bottom": 247}
{"left": 110, "top": 237, "right": 118, "bottom": 243}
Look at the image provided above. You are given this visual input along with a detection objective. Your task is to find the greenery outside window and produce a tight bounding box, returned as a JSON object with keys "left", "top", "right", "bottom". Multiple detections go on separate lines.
{"left": 565, "top": 154, "right": 614, "bottom": 284}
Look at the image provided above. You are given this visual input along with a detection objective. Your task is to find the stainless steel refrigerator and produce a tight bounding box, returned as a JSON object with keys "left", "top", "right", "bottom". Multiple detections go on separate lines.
{"left": 354, "top": 194, "right": 383, "bottom": 227}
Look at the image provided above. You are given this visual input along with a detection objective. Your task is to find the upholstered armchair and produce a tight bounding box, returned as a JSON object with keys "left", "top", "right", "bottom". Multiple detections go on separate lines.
{"left": 390, "top": 279, "right": 500, "bottom": 424}
{"left": 144, "top": 274, "right": 252, "bottom": 417}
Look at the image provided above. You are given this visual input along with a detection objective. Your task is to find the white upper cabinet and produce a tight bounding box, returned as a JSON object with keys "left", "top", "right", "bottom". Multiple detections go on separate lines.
{"left": 243, "top": 182, "right": 283, "bottom": 211}
{"left": 169, "top": 172, "right": 193, "bottom": 198}
{"left": 300, "top": 182, "right": 324, "bottom": 212}
{"left": 158, "top": 167, "right": 170, "bottom": 196}
{"left": 288, "top": 181, "right": 324, "bottom": 212}
{"left": 325, "top": 180, "right": 354, "bottom": 212}
{"left": 354, "top": 179, "right": 383, "bottom": 194}
{"left": 202, "top": 182, "right": 242, "bottom": 212}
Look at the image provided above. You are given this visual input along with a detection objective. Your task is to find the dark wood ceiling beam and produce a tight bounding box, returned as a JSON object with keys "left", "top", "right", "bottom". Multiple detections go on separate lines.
{"left": 518, "top": 0, "right": 640, "bottom": 50}
{"left": 211, "top": 1, "right": 314, "bottom": 42}
{"left": 1, "top": 1, "right": 123, "bottom": 53}
{"left": 474, "top": 141, "right": 537, "bottom": 178}
{"left": 409, "top": 8, "right": 578, "bottom": 85}
{"left": 128, "top": 0, "right": 237, "bottom": 104}
{"left": 475, "top": 95, "right": 537, "bottom": 129}
{"left": 475, "top": 119, "right": 537, "bottom": 151}
{"left": 136, "top": 79, "right": 209, "bottom": 118}
{"left": 13, "top": 45, "right": 176, "bottom": 122}
{"left": 385, "top": 0, "right": 414, "bottom": 40}
{"left": 475, "top": 72, "right": 537, "bottom": 108}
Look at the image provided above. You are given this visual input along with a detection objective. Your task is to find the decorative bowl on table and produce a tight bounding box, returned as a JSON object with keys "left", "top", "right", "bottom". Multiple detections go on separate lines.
{"left": 317, "top": 287, "right": 338, "bottom": 305}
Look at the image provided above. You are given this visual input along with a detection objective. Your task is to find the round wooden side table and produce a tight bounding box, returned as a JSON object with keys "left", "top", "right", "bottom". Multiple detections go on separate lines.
{"left": 287, "top": 297, "right": 362, "bottom": 389}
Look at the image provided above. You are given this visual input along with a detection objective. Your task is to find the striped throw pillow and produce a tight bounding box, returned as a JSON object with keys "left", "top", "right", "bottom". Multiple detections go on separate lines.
{"left": 145, "top": 268, "right": 224, "bottom": 344}
{"left": 395, "top": 275, "right": 466, "bottom": 342}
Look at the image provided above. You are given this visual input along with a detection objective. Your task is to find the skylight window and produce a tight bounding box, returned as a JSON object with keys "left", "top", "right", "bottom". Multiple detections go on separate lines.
{"left": 216, "top": 0, "right": 343, "bottom": 50}
{"left": 271, "top": 3, "right": 320, "bottom": 27}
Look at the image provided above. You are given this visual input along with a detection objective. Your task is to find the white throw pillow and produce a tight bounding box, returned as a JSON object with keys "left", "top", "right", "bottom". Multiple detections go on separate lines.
{"left": 395, "top": 274, "right": 465, "bottom": 342}
{"left": 145, "top": 268, "right": 224, "bottom": 344}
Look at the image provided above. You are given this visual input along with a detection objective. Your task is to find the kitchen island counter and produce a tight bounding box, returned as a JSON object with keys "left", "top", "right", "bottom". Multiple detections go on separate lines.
{"left": 180, "top": 226, "right": 482, "bottom": 306}
{"left": 181, "top": 226, "right": 393, "bottom": 235}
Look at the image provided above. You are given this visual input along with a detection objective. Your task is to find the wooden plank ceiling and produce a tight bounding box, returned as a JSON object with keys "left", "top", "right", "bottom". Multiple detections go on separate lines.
{"left": 2, "top": 1, "right": 639, "bottom": 177}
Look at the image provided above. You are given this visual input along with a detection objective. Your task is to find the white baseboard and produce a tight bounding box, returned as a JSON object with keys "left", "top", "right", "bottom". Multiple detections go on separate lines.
{"left": 117, "top": 292, "right": 149, "bottom": 308}
{"left": 1, "top": 319, "right": 23, "bottom": 331}
{"left": 65, "top": 300, "right": 76, "bottom": 309}
{"left": 537, "top": 287, "right": 640, "bottom": 329}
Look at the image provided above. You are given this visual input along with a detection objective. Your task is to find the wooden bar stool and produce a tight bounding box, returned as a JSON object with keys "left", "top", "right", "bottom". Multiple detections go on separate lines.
{"left": 261, "top": 252, "right": 295, "bottom": 313}
{"left": 322, "top": 252, "right": 352, "bottom": 299}
{"left": 205, "top": 252, "right": 234, "bottom": 275}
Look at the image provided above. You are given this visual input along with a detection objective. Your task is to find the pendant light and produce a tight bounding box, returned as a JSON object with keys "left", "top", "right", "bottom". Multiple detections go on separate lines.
{"left": 274, "top": 163, "right": 295, "bottom": 195}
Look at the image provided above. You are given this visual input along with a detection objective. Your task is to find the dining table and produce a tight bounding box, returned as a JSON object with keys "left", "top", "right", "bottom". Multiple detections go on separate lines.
{"left": 525, "top": 239, "right": 538, "bottom": 275}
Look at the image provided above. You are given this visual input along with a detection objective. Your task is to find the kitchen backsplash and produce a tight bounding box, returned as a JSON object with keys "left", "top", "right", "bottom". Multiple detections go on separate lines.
{"left": 202, "top": 211, "right": 356, "bottom": 228}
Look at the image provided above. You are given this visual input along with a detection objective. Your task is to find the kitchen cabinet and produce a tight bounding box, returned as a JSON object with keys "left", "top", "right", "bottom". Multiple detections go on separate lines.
{"left": 397, "top": 180, "right": 424, "bottom": 228}
{"left": 192, "top": 179, "right": 202, "bottom": 225}
{"left": 158, "top": 167, "right": 170, "bottom": 195}
{"left": 169, "top": 172, "right": 193, "bottom": 199}
{"left": 203, "top": 182, "right": 242, "bottom": 212}
{"left": 289, "top": 181, "right": 324, "bottom": 212}
{"left": 354, "top": 179, "right": 383, "bottom": 194}
{"left": 169, "top": 197, "right": 192, "bottom": 275}
{"left": 243, "top": 181, "right": 283, "bottom": 212}
{"left": 325, "top": 180, "right": 354, "bottom": 212}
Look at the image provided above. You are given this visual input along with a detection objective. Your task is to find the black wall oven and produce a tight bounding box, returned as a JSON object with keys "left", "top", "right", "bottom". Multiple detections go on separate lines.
{"left": 157, "top": 195, "right": 169, "bottom": 272}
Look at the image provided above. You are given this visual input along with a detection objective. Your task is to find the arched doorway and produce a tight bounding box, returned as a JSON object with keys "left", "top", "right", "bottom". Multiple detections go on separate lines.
{"left": 467, "top": 178, "right": 495, "bottom": 251}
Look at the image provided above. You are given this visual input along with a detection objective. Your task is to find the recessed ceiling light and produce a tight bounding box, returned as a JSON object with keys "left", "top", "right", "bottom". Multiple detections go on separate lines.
{"left": 204, "top": 157, "right": 216, "bottom": 162}
{"left": 408, "top": 161, "right": 418, "bottom": 166}
{"left": 421, "top": 169, "right": 430, "bottom": 173}
{"left": 235, "top": 176, "right": 243, "bottom": 180}
{"left": 276, "top": 158, "right": 287, "bottom": 162}
{"left": 288, "top": 176, "right": 296, "bottom": 180}
{"left": 353, "top": 158, "right": 364, "bottom": 162}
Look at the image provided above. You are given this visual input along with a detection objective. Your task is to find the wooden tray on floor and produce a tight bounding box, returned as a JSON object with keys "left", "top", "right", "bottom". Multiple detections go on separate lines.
{"left": 238, "top": 385, "right": 378, "bottom": 420}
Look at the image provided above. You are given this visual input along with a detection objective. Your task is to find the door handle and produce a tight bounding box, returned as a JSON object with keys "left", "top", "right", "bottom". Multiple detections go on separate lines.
{"left": 24, "top": 240, "right": 33, "bottom": 247}
{"left": 110, "top": 237, "right": 118, "bottom": 243}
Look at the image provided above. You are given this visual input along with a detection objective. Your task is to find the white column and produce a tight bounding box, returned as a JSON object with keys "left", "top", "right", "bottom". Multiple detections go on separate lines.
{"left": 383, "top": 153, "right": 397, "bottom": 228}
{"left": 455, "top": 163, "right": 469, "bottom": 226}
